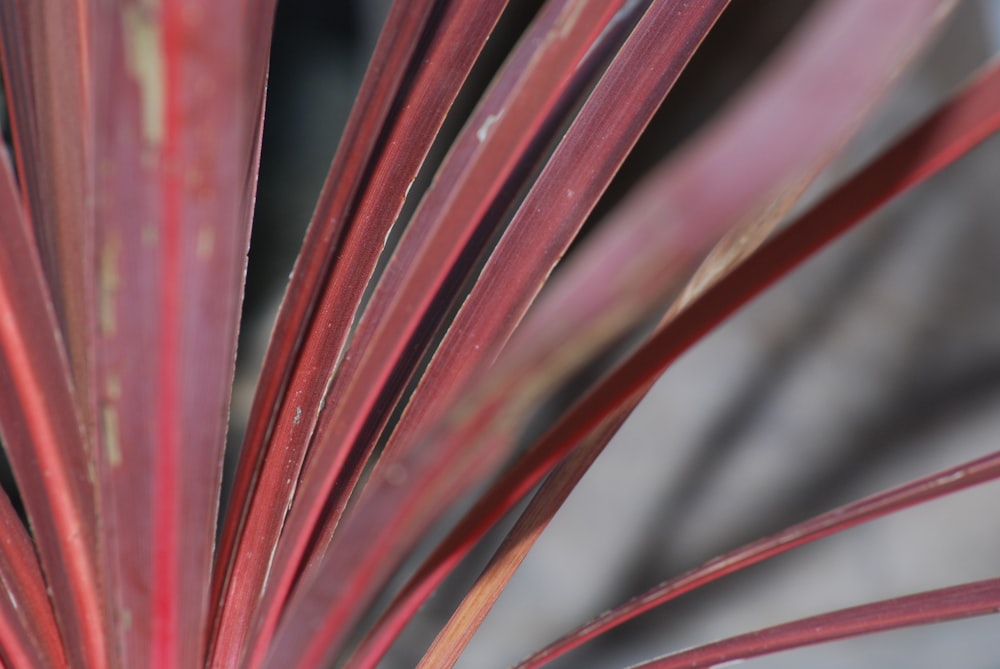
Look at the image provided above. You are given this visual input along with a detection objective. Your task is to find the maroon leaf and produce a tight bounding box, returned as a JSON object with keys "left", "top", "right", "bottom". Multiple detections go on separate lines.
{"left": 487, "top": 52, "right": 1000, "bottom": 557}
{"left": 368, "top": 0, "right": 728, "bottom": 513}
{"left": 210, "top": 3, "right": 510, "bottom": 663}
{"left": 0, "top": 2, "right": 89, "bottom": 286}
{"left": 294, "top": 0, "right": 721, "bottom": 604}
{"left": 413, "top": 417, "right": 620, "bottom": 669}
{"left": 0, "top": 1, "right": 96, "bottom": 425}
{"left": 216, "top": 3, "right": 444, "bottom": 613}
{"left": 0, "top": 146, "right": 103, "bottom": 667}
{"left": 243, "top": 1, "right": 669, "bottom": 665}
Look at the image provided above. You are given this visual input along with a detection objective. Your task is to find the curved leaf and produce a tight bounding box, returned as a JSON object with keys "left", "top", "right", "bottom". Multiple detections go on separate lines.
{"left": 261, "top": 2, "right": 956, "bottom": 668}
{"left": 429, "top": 55, "right": 1000, "bottom": 669}
{"left": 632, "top": 578, "right": 1000, "bottom": 669}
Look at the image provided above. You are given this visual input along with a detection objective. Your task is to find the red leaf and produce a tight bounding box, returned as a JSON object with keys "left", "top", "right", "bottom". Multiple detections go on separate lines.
{"left": 0, "top": 487, "right": 66, "bottom": 668}
{"left": 248, "top": 1, "right": 657, "bottom": 665}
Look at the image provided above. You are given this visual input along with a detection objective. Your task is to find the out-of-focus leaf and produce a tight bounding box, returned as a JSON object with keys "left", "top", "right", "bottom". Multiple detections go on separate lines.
{"left": 414, "top": 55, "right": 1000, "bottom": 668}
{"left": 0, "top": 1, "right": 94, "bottom": 404}
{"left": 415, "top": 418, "right": 618, "bottom": 669}
{"left": 345, "top": 1, "right": 732, "bottom": 665}
{"left": 471, "top": 53, "right": 1000, "bottom": 565}
{"left": 259, "top": 2, "right": 955, "bottom": 668}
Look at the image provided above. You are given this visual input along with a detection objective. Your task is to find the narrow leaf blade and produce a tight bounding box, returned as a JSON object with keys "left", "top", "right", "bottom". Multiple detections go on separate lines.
{"left": 211, "top": 4, "right": 511, "bottom": 663}
{"left": 632, "top": 578, "right": 1000, "bottom": 669}
{"left": 246, "top": 3, "right": 653, "bottom": 664}
{"left": 0, "top": 486, "right": 67, "bottom": 669}
{"left": 518, "top": 449, "right": 1000, "bottom": 667}
{"left": 396, "top": 57, "right": 1000, "bottom": 664}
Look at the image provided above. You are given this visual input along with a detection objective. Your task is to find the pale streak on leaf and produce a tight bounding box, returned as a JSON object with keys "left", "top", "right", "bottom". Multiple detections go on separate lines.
{"left": 99, "top": 237, "right": 120, "bottom": 337}
{"left": 122, "top": 3, "right": 165, "bottom": 147}
{"left": 669, "top": 172, "right": 811, "bottom": 315}
{"left": 101, "top": 406, "right": 122, "bottom": 468}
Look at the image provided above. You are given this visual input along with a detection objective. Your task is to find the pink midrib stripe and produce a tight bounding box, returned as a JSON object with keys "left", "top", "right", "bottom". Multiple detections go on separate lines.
{"left": 152, "top": 5, "right": 184, "bottom": 667}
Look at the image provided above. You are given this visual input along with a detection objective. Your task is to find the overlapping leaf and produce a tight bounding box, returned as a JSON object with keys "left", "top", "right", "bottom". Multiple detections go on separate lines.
{"left": 243, "top": 3, "right": 658, "bottom": 665}
{"left": 420, "top": 54, "right": 1000, "bottom": 668}
{"left": 0, "top": 145, "right": 102, "bottom": 666}
{"left": 0, "top": 0, "right": 93, "bottom": 395}
{"left": 0, "top": 480, "right": 65, "bottom": 668}
{"left": 260, "top": 1, "right": 958, "bottom": 667}
{"left": 211, "top": 3, "right": 511, "bottom": 663}
{"left": 346, "top": 0, "right": 733, "bottom": 663}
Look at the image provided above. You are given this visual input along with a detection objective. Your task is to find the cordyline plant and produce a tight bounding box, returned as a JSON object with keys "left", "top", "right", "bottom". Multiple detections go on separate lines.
{"left": 0, "top": 0, "right": 998, "bottom": 667}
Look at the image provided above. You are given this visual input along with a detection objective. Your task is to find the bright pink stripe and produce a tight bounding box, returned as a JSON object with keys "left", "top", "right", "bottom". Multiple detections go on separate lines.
{"left": 152, "top": 3, "right": 184, "bottom": 667}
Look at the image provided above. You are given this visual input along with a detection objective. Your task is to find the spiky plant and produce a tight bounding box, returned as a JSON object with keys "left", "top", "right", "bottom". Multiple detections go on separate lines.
{"left": 0, "top": 0, "right": 998, "bottom": 667}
